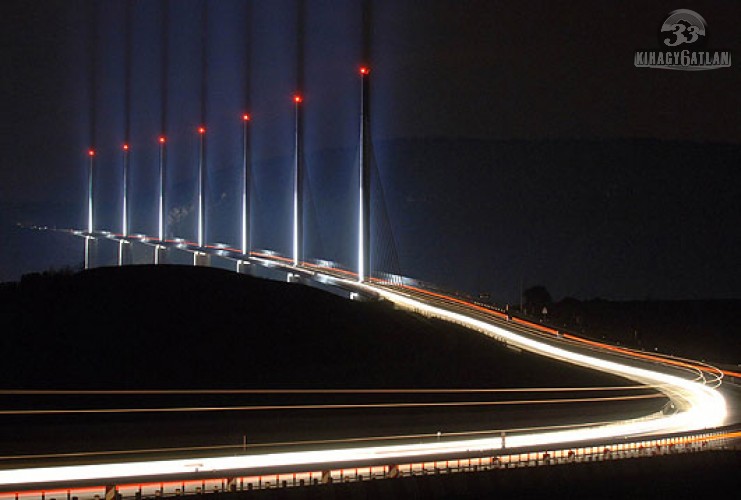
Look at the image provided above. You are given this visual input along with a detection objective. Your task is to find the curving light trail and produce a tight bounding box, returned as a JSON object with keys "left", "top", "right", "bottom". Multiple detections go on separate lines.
{"left": 0, "top": 260, "right": 729, "bottom": 487}
{"left": 0, "top": 393, "right": 664, "bottom": 416}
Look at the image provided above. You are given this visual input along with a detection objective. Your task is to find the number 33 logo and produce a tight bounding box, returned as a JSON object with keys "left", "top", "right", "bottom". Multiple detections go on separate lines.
{"left": 663, "top": 23, "right": 702, "bottom": 46}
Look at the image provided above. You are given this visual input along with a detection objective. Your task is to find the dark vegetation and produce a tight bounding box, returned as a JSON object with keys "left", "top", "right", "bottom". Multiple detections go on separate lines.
{"left": 550, "top": 297, "right": 741, "bottom": 366}
{"left": 518, "top": 285, "right": 741, "bottom": 367}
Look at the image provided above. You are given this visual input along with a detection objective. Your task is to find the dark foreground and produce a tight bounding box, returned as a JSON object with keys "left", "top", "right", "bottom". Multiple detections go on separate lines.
{"left": 1, "top": 265, "right": 646, "bottom": 458}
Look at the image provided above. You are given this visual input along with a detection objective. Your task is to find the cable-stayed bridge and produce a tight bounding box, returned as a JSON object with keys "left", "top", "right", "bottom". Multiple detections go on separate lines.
{"left": 3, "top": 66, "right": 739, "bottom": 496}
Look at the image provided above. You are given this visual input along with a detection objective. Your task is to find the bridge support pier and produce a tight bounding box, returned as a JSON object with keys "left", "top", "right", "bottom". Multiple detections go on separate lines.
{"left": 194, "top": 251, "right": 210, "bottom": 267}
{"left": 236, "top": 260, "right": 251, "bottom": 274}
{"left": 154, "top": 244, "right": 167, "bottom": 265}
{"left": 117, "top": 240, "right": 131, "bottom": 266}
{"left": 287, "top": 272, "right": 301, "bottom": 283}
{"left": 84, "top": 237, "right": 97, "bottom": 270}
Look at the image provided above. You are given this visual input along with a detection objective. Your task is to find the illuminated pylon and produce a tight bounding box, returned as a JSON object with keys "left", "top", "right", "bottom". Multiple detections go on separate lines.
{"left": 197, "top": 126, "right": 206, "bottom": 248}
{"left": 87, "top": 149, "right": 95, "bottom": 234}
{"left": 292, "top": 95, "right": 303, "bottom": 267}
{"left": 121, "top": 144, "right": 130, "bottom": 237}
{"left": 85, "top": 148, "right": 95, "bottom": 270}
{"left": 358, "top": 66, "right": 371, "bottom": 282}
{"left": 157, "top": 136, "right": 167, "bottom": 242}
{"left": 242, "top": 114, "right": 251, "bottom": 256}
{"left": 118, "top": 143, "right": 131, "bottom": 266}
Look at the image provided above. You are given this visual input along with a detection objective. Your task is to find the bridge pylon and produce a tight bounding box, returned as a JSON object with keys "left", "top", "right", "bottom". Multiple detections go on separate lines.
{"left": 157, "top": 136, "right": 167, "bottom": 242}
{"left": 358, "top": 67, "right": 371, "bottom": 282}
{"left": 292, "top": 94, "right": 304, "bottom": 267}
{"left": 197, "top": 126, "right": 207, "bottom": 248}
{"left": 241, "top": 113, "right": 252, "bottom": 256}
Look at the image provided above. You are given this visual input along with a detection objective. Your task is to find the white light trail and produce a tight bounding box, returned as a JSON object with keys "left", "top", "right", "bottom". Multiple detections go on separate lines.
{"left": 354, "top": 282, "right": 727, "bottom": 430}
{"left": 0, "top": 263, "right": 727, "bottom": 487}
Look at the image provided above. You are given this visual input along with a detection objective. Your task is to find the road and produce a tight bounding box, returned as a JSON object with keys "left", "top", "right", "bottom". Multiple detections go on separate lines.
{"left": 1, "top": 234, "right": 736, "bottom": 494}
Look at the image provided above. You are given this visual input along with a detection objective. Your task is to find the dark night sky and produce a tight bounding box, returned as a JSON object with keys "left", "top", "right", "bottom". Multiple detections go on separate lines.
{"left": 2, "top": 0, "right": 740, "bottom": 302}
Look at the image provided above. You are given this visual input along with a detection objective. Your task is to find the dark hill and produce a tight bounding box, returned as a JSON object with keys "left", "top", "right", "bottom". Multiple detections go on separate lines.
{"left": 0, "top": 266, "right": 658, "bottom": 456}
{"left": 0, "top": 265, "right": 624, "bottom": 390}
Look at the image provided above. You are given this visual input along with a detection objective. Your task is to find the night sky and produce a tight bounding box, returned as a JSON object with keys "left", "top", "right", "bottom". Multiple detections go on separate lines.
{"left": 2, "top": 0, "right": 740, "bottom": 302}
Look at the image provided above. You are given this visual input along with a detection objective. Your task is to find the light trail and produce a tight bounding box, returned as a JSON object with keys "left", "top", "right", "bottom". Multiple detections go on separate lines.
{"left": 3, "top": 240, "right": 731, "bottom": 488}
{"left": 393, "top": 281, "right": 741, "bottom": 379}
{"left": 347, "top": 278, "right": 728, "bottom": 431}
{"left": 3, "top": 432, "right": 739, "bottom": 499}
{"left": 0, "top": 416, "right": 726, "bottom": 486}
{"left": 0, "top": 416, "right": 667, "bottom": 463}
{"left": 0, "top": 385, "right": 662, "bottom": 395}
{"left": 0, "top": 393, "right": 663, "bottom": 416}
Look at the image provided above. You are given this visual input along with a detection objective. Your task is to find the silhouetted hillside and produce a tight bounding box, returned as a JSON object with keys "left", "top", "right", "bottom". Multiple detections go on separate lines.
{"left": 1, "top": 266, "right": 658, "bottom": 457}
{"left": 0, "top": 265, "right": 623, "bottom": 390}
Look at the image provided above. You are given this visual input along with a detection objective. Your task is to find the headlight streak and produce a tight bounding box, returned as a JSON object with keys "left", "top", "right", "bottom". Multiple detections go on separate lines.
{"left": 0, "top": 385, "right": 667, "bottom": 395}
{"left": 0, "top": 252, "right": 729, "bottom": 487}
{"left": 0, "top": 393, "right": 665, "bottom": 416}
{"left": 0, "top": 415, "right": 663, "bottom": 464}
{"left": 349, "top": 280, "right": 728, "bottom": 430}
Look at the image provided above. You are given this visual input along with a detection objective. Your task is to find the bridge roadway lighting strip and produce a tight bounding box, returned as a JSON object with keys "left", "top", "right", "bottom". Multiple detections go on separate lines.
{"left": 0, "top": 271, "right": 728, "bottom": 487}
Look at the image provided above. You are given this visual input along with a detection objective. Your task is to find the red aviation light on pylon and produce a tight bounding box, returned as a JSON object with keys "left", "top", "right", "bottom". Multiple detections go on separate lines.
{"left": 159, "top": 136, "right": 166, "bottom": 144}
{"left": 359, "top": 66, "right": 370, "bottom": 75}
{"left": 293, "top": 94, "right": 303, "bottom": 104}
{"left": 123, "top": 144, "right": 129, "bottom": 151}
{"left": 88, "top": 149, "right": 95, "bottom": 157}
{"left": 198, "top": 126, "right": 206, "bottom": 135}
{"left": 242, "top": 113, "right": 251, "bottom": 121}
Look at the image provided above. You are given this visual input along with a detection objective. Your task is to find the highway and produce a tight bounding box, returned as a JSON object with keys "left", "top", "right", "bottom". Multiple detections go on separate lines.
{"left": 1, "top": 234, "right": 737, "bottom": 495}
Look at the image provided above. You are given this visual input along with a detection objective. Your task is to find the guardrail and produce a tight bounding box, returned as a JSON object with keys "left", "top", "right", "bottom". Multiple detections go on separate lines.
{"left": 3, "top": 427, "right": 737, "bottom": 500}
